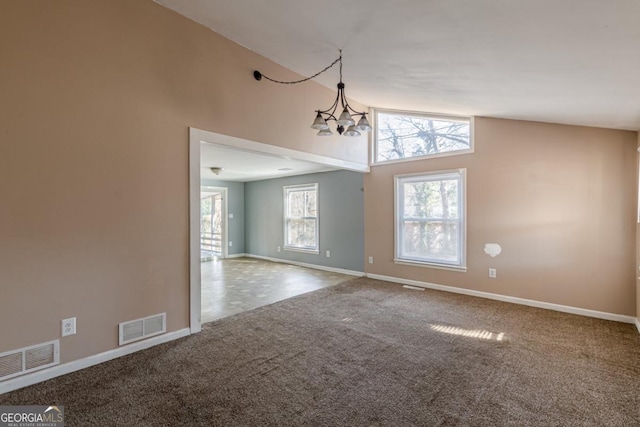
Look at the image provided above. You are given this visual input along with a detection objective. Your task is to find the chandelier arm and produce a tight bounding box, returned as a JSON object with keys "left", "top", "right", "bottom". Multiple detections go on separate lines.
{"left": 345, "top": 103, "right": 366, "bottom": 116}
{"left": 338, "top": 86, "right": 346, "bottom": 108}
{"left": 253, "top": 55, "right": 341, "bottom": 85}
{"left": 338, "top": 85, "right": 366, "bottom": 117}
{"left": 317, "top": 93, "right": 341, "bottom": 119}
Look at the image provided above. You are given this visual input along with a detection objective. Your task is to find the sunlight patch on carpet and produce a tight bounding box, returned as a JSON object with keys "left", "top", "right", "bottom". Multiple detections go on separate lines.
{"left": 430, "top": 324, "right": 505, "bottom": 341}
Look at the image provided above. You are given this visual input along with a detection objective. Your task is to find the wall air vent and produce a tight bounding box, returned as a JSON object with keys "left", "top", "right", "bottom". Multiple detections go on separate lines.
{"left": 0, "top": 340, "right": 59, "bottom": 382}
{"left": 119, "top": 313, "right": 166, "bottom": 346}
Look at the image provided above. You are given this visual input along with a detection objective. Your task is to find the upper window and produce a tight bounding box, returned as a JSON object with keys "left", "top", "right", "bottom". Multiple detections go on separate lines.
{"left": 375, "top": 110, "right": 472, "bottom": 164}
{"left": 395, "top": 170, "right": 466, "bottom": 270}
{"left": 284, "top": 183, "right": 319, "bottom": 253}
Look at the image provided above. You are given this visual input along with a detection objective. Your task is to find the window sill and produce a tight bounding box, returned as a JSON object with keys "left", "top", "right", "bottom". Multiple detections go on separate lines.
{"left": 372, "top": 147, "right": 474, "bottom": 166}
{"left": 284, "top": 247, "right": 320, "bottom": 255}
{"left": 393, "top": 258, "right": 467, "bottom": 272}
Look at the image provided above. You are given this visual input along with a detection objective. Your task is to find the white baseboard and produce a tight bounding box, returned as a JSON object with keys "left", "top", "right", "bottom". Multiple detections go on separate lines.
{"left": 366, "top": 273, "right": 637, "bottom": 325}
{"left": 635, "top": 318, "right": 640, "bottom": 334}
{"left": 0, "top": 328, "right": 191, "bottom": 395}
{"left": 226, "top": 253, "right": 247, "bottom": 259}
{"left": 245, "top": 254, "right": 364, "bottom": 277}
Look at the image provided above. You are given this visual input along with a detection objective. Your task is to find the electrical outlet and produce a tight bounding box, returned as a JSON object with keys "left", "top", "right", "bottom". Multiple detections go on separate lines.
{"left": 229, "top": 213, "right": 234, "bottom": 219}
{"left": 277, "top": 246, "right": 281, "bottom": 252}
{"left": 62, "top": 317, "right": 76, "bottom": 337}
{"left": 326, "top": 250, "right": 331, "bottom": 258}
{"left": 368, "top": 256, "right": 374, "bottom": 264}
{"left": 489, "top": 268, "right": 497, "bottom": 279}
{"left": 229, "top": 241, "right": 233, "bottom": 247}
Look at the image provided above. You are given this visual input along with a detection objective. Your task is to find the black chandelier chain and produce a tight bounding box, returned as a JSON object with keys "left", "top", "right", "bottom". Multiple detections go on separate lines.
{"left": 253, "top": 51, "right": 343, "bottom": 85}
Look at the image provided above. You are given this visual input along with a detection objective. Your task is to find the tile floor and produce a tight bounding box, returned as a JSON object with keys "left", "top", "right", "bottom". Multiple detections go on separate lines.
{"left": 201, "top": 257, "right": 354, "bottom": 324}
{"left": 200, "top": 250, "right": 218, "bottom": 262}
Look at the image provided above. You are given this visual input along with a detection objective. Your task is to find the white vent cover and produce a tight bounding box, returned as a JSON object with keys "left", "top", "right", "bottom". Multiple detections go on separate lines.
{"left": 0, "top": 340, "right": 59, "bottom": 382}
{"left": 119, "top": 313, "right": 166, "bottom": 346}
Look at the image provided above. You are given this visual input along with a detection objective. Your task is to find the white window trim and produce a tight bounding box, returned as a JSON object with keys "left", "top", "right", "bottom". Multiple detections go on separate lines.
{"left": 283, "top": 183, "right": 319, "bottom": 254}
{"left": 372, "top": 109, "right": 474, "bottom": 166}
{"left": 394, "top": 169, "right": 467, "bottom": 271}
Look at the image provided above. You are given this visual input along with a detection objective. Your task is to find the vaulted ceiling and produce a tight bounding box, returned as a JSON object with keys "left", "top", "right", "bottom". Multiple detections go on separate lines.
{"left": 157, "top": 0, "right": 640, "bottom": 131}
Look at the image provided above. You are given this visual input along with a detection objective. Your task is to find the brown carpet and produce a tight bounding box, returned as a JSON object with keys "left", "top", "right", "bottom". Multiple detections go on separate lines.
{"left": 2, "top": 277, "right": 640, "bottom": 426}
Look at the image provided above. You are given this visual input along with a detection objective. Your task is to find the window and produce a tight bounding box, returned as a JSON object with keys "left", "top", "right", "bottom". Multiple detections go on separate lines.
{"left": 284, "top": 183, "right": 319, "bottom": 253}
{"left": 395, "top": 170, "right": 466, "bottom": 270}
{"left": 375, "top": 110, "right": 472, "bottom": 164}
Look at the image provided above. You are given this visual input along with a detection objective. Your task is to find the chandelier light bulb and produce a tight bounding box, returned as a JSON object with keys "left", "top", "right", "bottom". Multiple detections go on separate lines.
{"left": 344, "top": 125, "right": 361, "bottom": 137}
{"left": 311, "top": 112, "right": 329, "bottom": 130}
{"left": 337, "top": 108, "right": 355, "bottom": 127}
{"left": 356, "top": 115, "right": 372, "bottom": 132}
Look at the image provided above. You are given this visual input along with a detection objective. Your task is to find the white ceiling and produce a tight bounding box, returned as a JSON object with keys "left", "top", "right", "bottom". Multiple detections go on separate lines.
{"left": 157, "top": 0, "right": 640, "bottom": 131}
{"left": 200, "top": 142, "right": 336, "bottom": 182}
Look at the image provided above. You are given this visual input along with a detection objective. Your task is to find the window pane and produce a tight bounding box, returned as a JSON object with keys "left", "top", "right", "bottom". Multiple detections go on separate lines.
{"left": 288, "top": 189, "right": 318, "bottom": 218}
{"left": 304, "top": 190, "right": 317, "bottom": 217}
{"left": 200, "top": 196, "right": 212, "bottom": 234}
{"left": 403, "top": 179, "right": 458, "bottom": 219}
{"left": 284, "top": 184, "right": 318, "bottom": 251}
{"left": 396, "top": 170, "right": 465, "bottom": 268}
{"left": 402, "top": 221, "right": 459, "bottom": 263}
{"left": 377, "top": 111, "right": 470, "bottom": 162}
{"left": 288, "top": 191, "right": 304, "bottom": 217}
{"left": 286, "top": 219, "right": 317, "bottom": 248}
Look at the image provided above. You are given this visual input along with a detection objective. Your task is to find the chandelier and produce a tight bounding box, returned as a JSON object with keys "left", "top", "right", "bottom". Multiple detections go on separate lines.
{"left": 253, "top": 50, "right": 371, "bottom": 137}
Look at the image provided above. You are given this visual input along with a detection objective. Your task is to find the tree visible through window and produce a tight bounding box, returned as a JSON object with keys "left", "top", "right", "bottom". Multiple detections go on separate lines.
{"left": 200, "top": 194, "right": 222, "bottom": 255}
{"left": 284, "top": 183, "right": 318, "bottom": 252}
{"left": 376, "top": 110, "right": 471, "bottom": 163}
{"left": 395, "top": 170, "right": 466, "bottom": 269}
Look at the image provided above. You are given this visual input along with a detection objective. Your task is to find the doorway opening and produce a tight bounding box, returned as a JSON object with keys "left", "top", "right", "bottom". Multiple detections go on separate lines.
{"left": 200, "top": 187, "right": 227, "bottom": 261}
{"left": 189, "top": 127, "right": 369, "bottom": 333}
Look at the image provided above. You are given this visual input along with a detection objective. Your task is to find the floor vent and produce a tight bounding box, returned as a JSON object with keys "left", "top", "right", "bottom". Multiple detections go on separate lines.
{"left": 119, "top": 313, "right": 166, "bottom": 346}
{"left": 0, "top": 340, "right": 59, "bottom": 382}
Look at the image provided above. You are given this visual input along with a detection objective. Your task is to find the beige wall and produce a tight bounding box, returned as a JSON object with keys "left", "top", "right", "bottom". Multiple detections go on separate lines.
{"left": 0, "top": 0, "right": 367, "bottom": 362}
{"left": 1, "top": 0, "right": 637, "bottom": 372}
{"left": 637, "top": 132, "right": 640, "bottom": 320}
{"left": 365, "top": 117, "right": 637, "bottom": 316}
